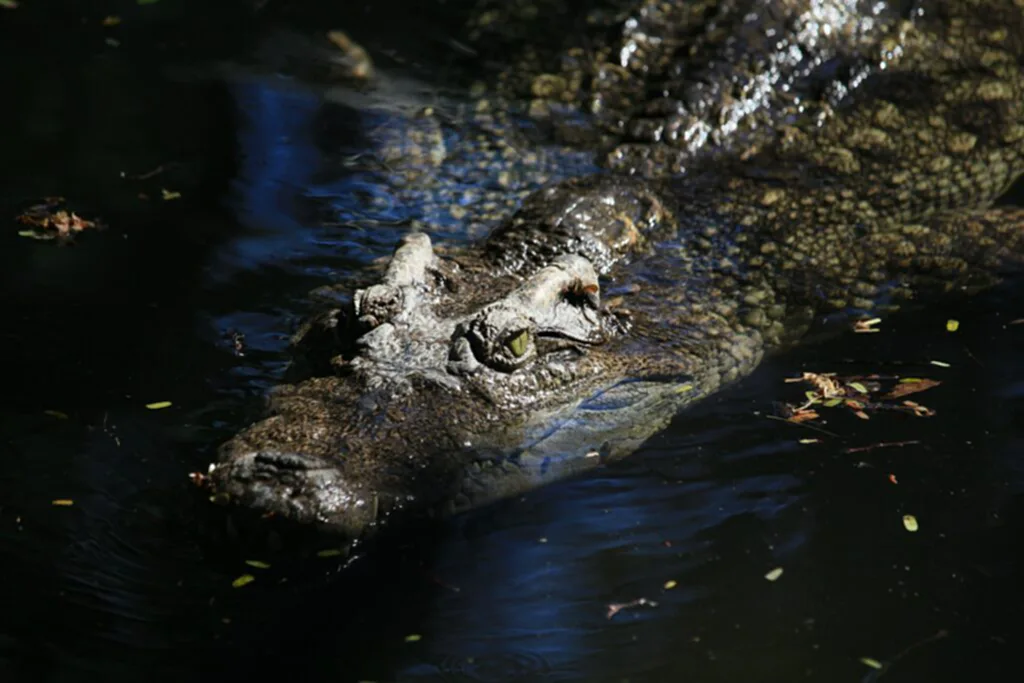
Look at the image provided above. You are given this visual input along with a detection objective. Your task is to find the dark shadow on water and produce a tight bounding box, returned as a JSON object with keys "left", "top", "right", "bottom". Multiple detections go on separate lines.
{"left": 1, "top": 2, "right": 1023, "bottom": 683}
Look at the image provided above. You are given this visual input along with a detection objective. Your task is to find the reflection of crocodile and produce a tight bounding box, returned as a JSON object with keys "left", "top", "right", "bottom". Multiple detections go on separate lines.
{"left": 206, "top": 0, "right": 1024, "bottom": 541}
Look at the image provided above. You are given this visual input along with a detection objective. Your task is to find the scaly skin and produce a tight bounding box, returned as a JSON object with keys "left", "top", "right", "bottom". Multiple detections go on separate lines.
{"left": 206, "top": 0, "right": 1024, "bottom": 542}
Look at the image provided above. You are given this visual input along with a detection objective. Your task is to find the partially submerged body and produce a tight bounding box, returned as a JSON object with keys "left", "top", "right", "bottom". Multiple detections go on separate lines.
{"left": 206, "top": 0, "right": 1024, "bottom": 543}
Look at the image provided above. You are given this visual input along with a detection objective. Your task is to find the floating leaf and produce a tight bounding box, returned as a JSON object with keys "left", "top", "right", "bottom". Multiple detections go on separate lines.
{"left": 787, "top": 409, "right": 820, "bottom": 423}
{"left": 929, "top": 360, "right": 951, "bottom": 368}
{"left": 245, "top": 560, "right": 271, "bottom": 569}
{"left": 51, "top": 499, "right": 74, "bottom": 507}
{"left": 316, "top": 549, "right": 344, "bottom": 558}
{"left": 798, "top": 438, "right": 820, "bottom": 444}
{"left": 884, "top": 378, "right": 941, "bottom": 399}
{"left": 43, "top": 410, "right": 69, "bottom": 419}
{"left": 902, "top": 514, "right": 919, "bottom": 532}
{"left": 232, "top": 574, "right": 255, "bottom": 588}
{"left": 161, "top": 189, "right": 182, "bottom": 200}
{"left": 404, "top": 634, "right": 422, "bottom": 643}
{"left": 853, "top": 318, "right": 882, "bottom": 333}
{"left": 145, "top": 401, "right": 172, "bottom": 410}
{"left": 663, "top": 580, "right": 677, "bottom": 590}
{"left": 764, "top": 567, "right": 784, "bottom": 582}
{"left": 823, "top": 398, "right": 843, "bottom": 408}
{"left": 860, "top": 657, "right": 884, "bottom": 670}
{"left": 946, "top": 319, "right": 960, "bottom": 332}
{"left": 848, "top": 382, "right": 869, "bottom": 394}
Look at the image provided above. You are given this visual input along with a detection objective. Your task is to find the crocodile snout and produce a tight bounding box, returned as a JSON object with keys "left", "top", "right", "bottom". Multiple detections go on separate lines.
{"left": 208, "top": 449, "right": 378, "bottom": 540}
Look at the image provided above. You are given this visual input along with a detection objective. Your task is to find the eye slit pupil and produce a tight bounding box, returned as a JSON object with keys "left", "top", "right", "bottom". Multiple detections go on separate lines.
{"left": 506, "top": 330, "right": 530, "bottom": 357}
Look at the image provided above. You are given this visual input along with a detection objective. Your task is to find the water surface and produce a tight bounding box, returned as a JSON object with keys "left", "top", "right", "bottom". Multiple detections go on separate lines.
{"left": 1, "top": 3, "right": 1022, "bottom": 682}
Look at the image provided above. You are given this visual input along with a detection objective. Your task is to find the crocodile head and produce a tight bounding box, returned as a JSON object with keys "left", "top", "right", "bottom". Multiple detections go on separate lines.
{"left": 207, "top": 181, "right": 707, "bottom": 541}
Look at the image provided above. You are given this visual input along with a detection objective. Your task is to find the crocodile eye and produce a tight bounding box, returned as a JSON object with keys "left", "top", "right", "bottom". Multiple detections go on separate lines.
{"left": 506, "top": 330, "right": 530, "bottom": 358}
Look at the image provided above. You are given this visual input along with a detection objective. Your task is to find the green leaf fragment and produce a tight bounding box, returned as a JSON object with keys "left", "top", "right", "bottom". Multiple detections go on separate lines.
{"left": 946, "top": 319, "right": 960, "bottom": 332}
{"left": 232, "top": 574, "right": 255, "bottom": 588}
{"left": 848, "top": 382, "right": 869, "bottom": 394}
{"left": 316, "top": 549, "right": 344, "bottom": 558}
{"left": 823, "top": 398, "right": 843, "bottom": 407}
{"left": 145, "top": 401, "right": 172, "bottom": 410}
{"left": 404, "top": 634, "right": 422, "bottom": 643}
{"left": 245, "top": 560, "right": 271, "bottom": 569}
{"left": 860, "top": 657, "right": 884, "bottom": 670}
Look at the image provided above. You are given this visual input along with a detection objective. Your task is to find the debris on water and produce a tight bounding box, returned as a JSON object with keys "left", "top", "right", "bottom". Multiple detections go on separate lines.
{"left": 606, "top": 597, "right": 659, "bottom": 619}
{"left": 786, "top": 408, "right": 821, "bottom": 423}
{"left": 188, "top": 471, "right": 208, "bottom": 487}
{"left": 859, "top": 657, "right": 884, "bottom": 670}
{"left": 945, "top": 319, "right": 960, "bottom": 332}
{"left": 43, "top": 410, "right": 68, "bottom": 420}
{"left": 145, "top": 401, "right": 173, "bottom": 410}
{"left": 231, "top": 574, "right": 255, "bottom": 588}
{"left": 1010, "top": 319, "right": 1024, "bottom": 325}
{"left": 51, "top": 499, "right": 74, "bottom": 507}
{"left": 901, "top": 400, "right": 935, "bottom": 417}
{"left": 844, "top": 440, "right": 921, "bottom": 455}
{"left": 245, "top": 560, "right": 271, "bottom": 569}
{"left": 663, "top": 580, "right": 678, "bottom": 590}
{"left": 316, "top": 548, "right": 345, "bottom": 558}
{"left": 161, "top": 189, "right": 182, "bottom": 201}
{"left": 798, "top": 438, "right": 820, "bottom": 444}
{"left": 929, "top": 360, "right": 951, "bottom": 368}
{"left": 902, "top": 514, "right": 919, "bottom": 532}
{"left": 853, "top": 318, "right": 882, "bottom": 333}
{"left": 404, "top": 634, "right": 422, "bottom": 643}
{"left": 15, "top": 197, "right": 104, "bottom": 243}
{"left": 780, "top": 372, "right": 940, "bottom": 424}
{"left": 888, "top": 473, "right": 899, "bottom": 484}
{"left": 764, "top": 567, "right": 784, "bottom": 582}
{"left": 102, "top": 15, "right": 120, "bottom": 25}
{"left": 0, "top": 1, "right": 19, "bottom": 9}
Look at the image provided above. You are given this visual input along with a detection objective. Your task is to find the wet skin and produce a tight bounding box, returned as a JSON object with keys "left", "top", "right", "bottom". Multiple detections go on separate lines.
{"left": 206, "top": 0, "right": 1024, "bottom": 542}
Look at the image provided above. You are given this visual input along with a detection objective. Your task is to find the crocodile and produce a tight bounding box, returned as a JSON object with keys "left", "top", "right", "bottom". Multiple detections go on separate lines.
{"left": 205, "top": 0, "right": 1024, "bottom": 543}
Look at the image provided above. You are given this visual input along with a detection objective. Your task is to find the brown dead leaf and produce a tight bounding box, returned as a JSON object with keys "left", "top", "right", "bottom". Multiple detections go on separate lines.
{"left": 787, "top": 409, "right": 820, "bottom": 423}
{"left": 882, "top": 378, "right": 942, "bottom": 400}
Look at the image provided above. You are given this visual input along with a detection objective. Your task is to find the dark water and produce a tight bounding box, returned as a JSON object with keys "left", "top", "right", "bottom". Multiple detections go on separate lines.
{"left": 2, "top": 2, "right": 1022, "bottom": 682}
